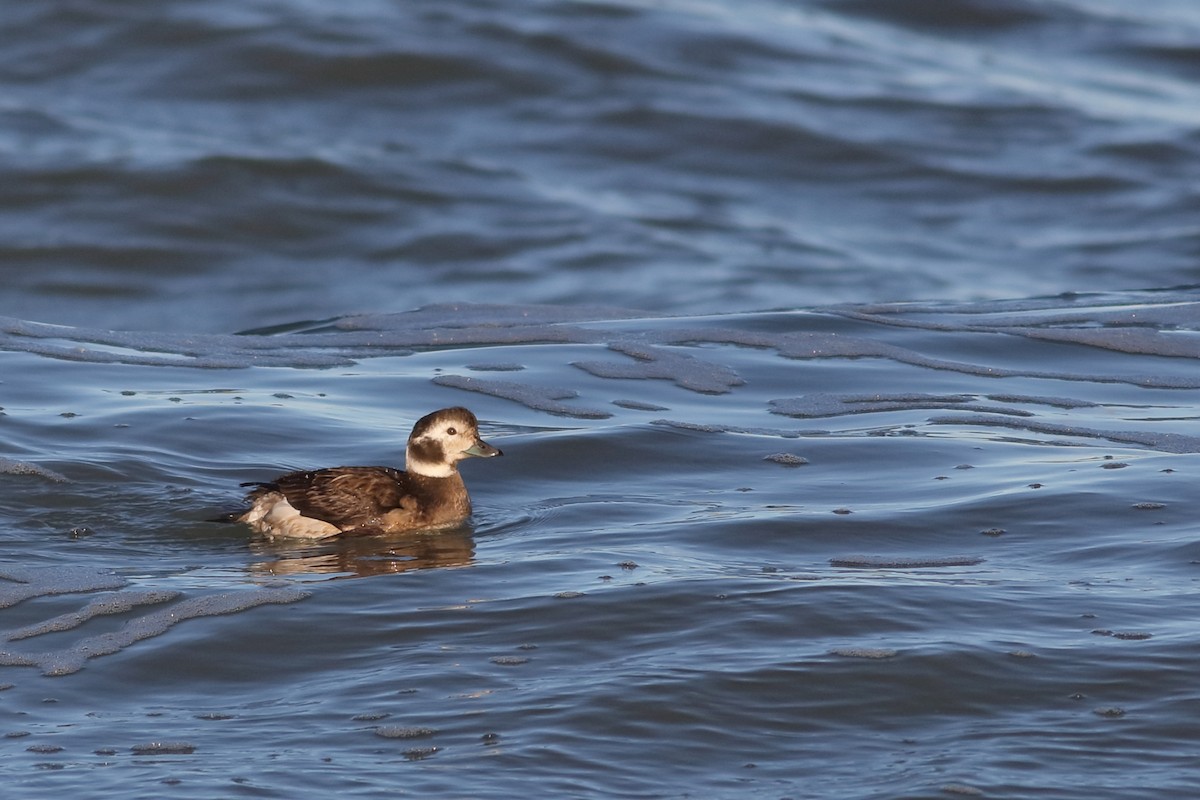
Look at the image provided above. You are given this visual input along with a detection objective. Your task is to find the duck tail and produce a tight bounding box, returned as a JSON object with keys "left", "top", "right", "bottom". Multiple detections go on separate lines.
{"left": 208, "top": 481, "right": 280, "bottom": 523}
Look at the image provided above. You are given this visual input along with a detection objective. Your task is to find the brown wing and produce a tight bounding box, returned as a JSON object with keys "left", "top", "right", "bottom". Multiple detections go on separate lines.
{"left": 266, "top": 466, "right": 412, "bottom": 529}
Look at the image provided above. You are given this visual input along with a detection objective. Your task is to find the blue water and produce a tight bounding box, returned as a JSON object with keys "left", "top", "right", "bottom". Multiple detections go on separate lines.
{"left": 2, "top": 1, "right": 1200, "bottom": 798}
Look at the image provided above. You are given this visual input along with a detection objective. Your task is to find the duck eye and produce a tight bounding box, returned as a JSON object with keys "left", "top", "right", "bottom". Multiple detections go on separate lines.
{"left": 446, "top": 427, "right": 457, "bottom": 436}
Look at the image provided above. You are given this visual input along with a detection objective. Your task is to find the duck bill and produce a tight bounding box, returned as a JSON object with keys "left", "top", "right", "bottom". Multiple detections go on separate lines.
{"left": 464, "top": 438, "right": 503, "bottom": 458}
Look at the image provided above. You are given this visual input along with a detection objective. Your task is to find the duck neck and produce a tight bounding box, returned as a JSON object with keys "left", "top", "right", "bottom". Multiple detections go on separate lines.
{"left": 406, "top": 459, "right": 456, "bottom": 479}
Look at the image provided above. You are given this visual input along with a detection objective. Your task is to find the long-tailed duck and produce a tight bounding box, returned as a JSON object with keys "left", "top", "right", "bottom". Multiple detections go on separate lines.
{"left": 233, "top": 407, "right": 502, "bottom": 538}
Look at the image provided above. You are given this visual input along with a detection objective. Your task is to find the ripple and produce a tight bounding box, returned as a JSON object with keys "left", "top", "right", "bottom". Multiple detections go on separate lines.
{"left": 830, "top": 555, "right": 985, "bottom": 569}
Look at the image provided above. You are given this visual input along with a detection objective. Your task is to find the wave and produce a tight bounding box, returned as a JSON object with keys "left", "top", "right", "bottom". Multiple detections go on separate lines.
{"left": 3, "top": 289, "right": 1197, "bottom": 452}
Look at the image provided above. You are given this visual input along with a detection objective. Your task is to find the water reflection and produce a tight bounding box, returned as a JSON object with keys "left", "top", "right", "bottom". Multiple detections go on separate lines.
{"left": 248, "top": 528, "right": 475, "bottom": 579}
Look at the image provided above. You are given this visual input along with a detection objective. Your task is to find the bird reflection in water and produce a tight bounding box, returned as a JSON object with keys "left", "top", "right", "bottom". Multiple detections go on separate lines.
{"left": 248, "top": 527, "right": 475, "bottom": 579}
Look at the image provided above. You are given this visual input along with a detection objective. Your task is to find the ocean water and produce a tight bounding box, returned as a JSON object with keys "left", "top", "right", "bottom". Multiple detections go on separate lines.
{"left": 1, "top": 1, "right": 1200, "bottom": 798}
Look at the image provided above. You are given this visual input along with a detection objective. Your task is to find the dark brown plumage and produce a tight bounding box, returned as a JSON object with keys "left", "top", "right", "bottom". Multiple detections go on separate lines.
{"left": 234, "top": 407, "right": 502, "bottom": 538}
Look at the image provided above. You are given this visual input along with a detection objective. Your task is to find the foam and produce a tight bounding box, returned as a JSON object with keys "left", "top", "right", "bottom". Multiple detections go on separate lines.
{"left": 573, "top": 341, "right": 745, "bottom": 394}
{"left": 130, "top": 742, "right": 197, "bottom": 755}
{"left": 829, "top": 647, "right": 898, "bottom": 659}
{"left": 0, "top": 458, "right": 68, "bottom": 482}
{"left": 0, "top": 566, "right": 128, "bottom": 609}
{"left": 432, "top": 375, "right": 611, "bottom": 419}
{"left": 6, "top": 589, "right": 182, "bottom": 641}
{"left": 984, "top": 394, "right": 1098, "bottom": 409}
{"left": 0, "top": 581, "right": 310, "bottom": 676}
{"left": 374, "top": 726, "right": 438, "bottom": 739}
{"left": 828, "top": 292, "right": 1200, "bottom": 330}
{"left": 466, "top": 363, "right": 525, "bottom": 372}
{"left": 827, "top": 291, "right": 1200, "bottom": 380}
{"left": 1, "top": 293, "right": 1197, "bottom": 453}
{"left": 763, "top": 453, "right": 809, "bottom": 466}
{"left": 769, "top": 394, "right": 1032, "bottom": 419}
{"left": 2, "top": 291, "right": 1198, "bottom": 385}
{"left": 651, "top": 419, "right": 812, "bottom": 438}
{"left": 336, "top": 303, "right": 647, "bottom": 331}
{"left": 929, "top": 413, "right": 1200, "bottom": 454}
{"left": 613, "top": 399, "right": 668, "bottom": 411}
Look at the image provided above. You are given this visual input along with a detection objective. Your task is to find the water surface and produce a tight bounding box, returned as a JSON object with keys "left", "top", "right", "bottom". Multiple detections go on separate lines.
{"left": 2, "top": 1, "right": 1200, "bottom": 797}
{"left": 3, "top": 294, "right": 1199, "bottom": 798}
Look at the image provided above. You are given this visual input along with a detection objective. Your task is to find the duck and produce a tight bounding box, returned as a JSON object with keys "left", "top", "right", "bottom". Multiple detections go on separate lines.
{"left": 233, "top": 407, "right": 502, "bottom": 539}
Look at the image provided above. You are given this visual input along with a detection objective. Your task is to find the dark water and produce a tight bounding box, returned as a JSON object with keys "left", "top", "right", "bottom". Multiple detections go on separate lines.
{"left": 4, "top": 0, "right": 1200, "bottom": 330}
{"left": 2, "top": 2, "right": 1200, "bottom": 798}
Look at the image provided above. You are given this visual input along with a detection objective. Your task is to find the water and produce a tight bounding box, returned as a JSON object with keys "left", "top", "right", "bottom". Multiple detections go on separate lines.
{"left": 2, "top": 1, "right": 1200, "bottom": 798}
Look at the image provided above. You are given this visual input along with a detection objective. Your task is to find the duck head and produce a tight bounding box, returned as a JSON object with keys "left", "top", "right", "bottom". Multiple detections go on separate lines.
{"left": 406, "top": 407, "right": 503, "bottom": 478}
